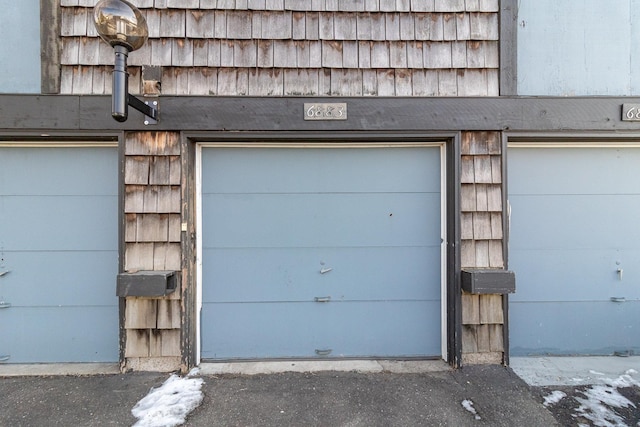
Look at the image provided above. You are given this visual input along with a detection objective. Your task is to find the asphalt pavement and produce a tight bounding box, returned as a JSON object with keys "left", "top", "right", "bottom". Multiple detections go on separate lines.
{"left": 0, "top": 363, "right": 561, "bottom": 427}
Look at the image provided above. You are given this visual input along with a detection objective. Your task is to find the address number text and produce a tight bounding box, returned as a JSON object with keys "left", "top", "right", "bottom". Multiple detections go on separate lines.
{"left": 304, "top": 103, "right": 347, "bottom": 121}
{"left": 622, "top": 104, "right": 640, "bottom": 121}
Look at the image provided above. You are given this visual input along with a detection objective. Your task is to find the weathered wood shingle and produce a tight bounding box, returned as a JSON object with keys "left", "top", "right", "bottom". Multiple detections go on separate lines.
{"left": 460, "top": 128, "right": 506, "bottom": 365}
{"left": 186, "top": 10, "right": 216, "bottom": 38}
{"left": 61, "top": 3, "right": 501, "bottom": 96}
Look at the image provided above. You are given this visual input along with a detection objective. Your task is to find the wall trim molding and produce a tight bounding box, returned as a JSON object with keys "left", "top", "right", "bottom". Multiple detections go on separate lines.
{"left": 2, "top": 95, "right": 640, "bottom": 133}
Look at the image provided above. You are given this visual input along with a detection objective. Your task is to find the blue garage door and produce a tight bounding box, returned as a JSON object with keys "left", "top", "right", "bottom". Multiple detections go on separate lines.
{"left": 201, "top": 146, "right": 443, "bottom": 360}
{"left": 509, "top": 146, "right": 640, "bottom": 356}
{"left": 0, "top": 146, "right": 119, "bottom": 363}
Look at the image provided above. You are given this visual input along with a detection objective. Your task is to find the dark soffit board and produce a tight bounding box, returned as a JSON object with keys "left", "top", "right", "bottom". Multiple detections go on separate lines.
{"left": 2, "top": 95, "right": 640, "bottom": 133}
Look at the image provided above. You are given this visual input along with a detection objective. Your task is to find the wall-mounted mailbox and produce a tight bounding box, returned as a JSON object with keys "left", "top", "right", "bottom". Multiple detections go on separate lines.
{"left": 117, "top": 270, "right": 177, "bottom": 297}
{"left": 462, "top": 269, "right": 515, "bottom": 294}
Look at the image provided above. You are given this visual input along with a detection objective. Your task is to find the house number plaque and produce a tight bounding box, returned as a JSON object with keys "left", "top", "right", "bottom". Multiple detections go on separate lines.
{"left": 622, "top": 104, "right": 640, "bottom": 121}
{"left": 304, "top": 103, "right": 347, "bottom": 120}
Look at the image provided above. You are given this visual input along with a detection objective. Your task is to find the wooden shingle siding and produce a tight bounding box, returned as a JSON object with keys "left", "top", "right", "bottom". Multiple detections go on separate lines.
{"left": 122, "top": 132, "right": 183, "bottom": 371}
{"left": 460, "top": 131, "right": 506, "bottom": 365}
{"left": 60, "top": 3, "right": 499, "bottom": 96}
{"left": 57, "top": 2, "right": 507, "bottom": 368}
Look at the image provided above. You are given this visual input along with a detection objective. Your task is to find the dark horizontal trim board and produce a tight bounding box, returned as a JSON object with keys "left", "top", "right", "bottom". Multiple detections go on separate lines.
{"left": 2, "top": 95, "right": 640, "bottom": 133}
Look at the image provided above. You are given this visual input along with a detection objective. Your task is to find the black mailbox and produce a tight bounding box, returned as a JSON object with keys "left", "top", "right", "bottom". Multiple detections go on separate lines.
{"left": 461, "top": 269, "right": 515, "bottom": 294}
{"left": 117, "top": 271, "right": 177, "bottom": 297}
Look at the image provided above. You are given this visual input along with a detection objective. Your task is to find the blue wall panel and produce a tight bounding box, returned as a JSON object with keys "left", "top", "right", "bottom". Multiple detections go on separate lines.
{"left": 518, "top": 0, "right": 637, "bottom": 96}
{"left": 201, "top": 146, "right": 442, "bottom": 360}
{"left": 0, "top": 0, "right": 41, "bottom": 93}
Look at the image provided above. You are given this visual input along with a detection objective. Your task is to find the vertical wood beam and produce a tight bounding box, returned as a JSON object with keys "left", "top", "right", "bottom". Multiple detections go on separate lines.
{"left": 447, "top": 133, "right": 463, "bottom": 368}
{"left": 118, "top": 132, "right": 127, "bottom": 370}
{"left": 501, "top": 130, "right": 511, "bottom": 364}
{"left": 41, "top": 0, "right": 61, "bottom": 94}
{"left": 499, "top": 0, "right": 518, "bottom": 95}
{"left": 180, "top": 135, "right": 198, "bottom": 371}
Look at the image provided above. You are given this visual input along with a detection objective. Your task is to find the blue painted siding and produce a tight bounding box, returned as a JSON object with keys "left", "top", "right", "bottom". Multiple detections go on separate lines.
{"left": 508, "top": 147, "right": 640, "bottom": 356}
{"left": 0, "top": 0, "right": 41, "bottom": 93}
{"left": 0, "top": 147, "right": 119, "bottom": 363}
{"left": 201, "top": 147, "right": 442, "bottom": 360}
{"left": 518, "top": 0, "right": 639, "bottom": 96}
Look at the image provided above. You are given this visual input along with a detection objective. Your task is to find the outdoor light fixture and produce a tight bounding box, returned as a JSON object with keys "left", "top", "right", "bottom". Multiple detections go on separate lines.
{"left": 93, "top": 0, "right": 158, "bottom": 123}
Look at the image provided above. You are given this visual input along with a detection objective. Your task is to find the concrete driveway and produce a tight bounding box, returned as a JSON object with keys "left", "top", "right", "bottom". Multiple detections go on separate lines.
{"left": 0, "top": 357, "right": 638, "bottom": 426}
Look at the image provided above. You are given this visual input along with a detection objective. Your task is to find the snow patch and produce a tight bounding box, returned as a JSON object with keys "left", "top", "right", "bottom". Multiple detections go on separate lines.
{"left": 572, "top": 373, "right": 638, "bottom": 427}
{"left": 461, "top": 399, "right": 481, "bottom": 420}
{"left": 609, "top": 374, "right": 640, "bottom": 390}
{"left": 132, "top": 374, "right": 204, "bottom": 427}
{"left": 543, "top": 390, "right": 567, "bottom": 407}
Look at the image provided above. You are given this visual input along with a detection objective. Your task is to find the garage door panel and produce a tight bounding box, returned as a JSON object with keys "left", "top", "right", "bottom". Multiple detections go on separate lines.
{"left": 202, "top": 147, "right": 441, "bottom": 194}
{"left": 509, "top": 147, "right": 640, "bottom": 195}
{"left": 509, "top": 146, "right": 640, "bottom": 356}
{"left": 510, "top": 195, "right": 640, "bottom": 249}
{"left": 0, "top": 146, "right": 118, "bottom": 363}
{"left": 510, "top": 249, "right": 640, "bottom": 301}
{"left": 203, "top": 246, "right": 441, "bottom": 302}
{"left": 0, "top": 147, "right": 117, "bottom": 196}
{"left": 1, "top": 196, "right": 117, "bottom": 251}
{"left": 203, "top": 193, "right": 441, "bottom": 248}
{"left": 510, "top": 301, "right": 640, "bottom": 356}
{"left": 201, "top": 146, "right": 443, "bottom": 360}
{"left": 0, "top": 306, "right": 119, "bottom": 363}
{"left": 1, "top": 251, "right": 118, "bottom": 306}
{"left": 201, "top": 300, "right": 441, "bottom": 360}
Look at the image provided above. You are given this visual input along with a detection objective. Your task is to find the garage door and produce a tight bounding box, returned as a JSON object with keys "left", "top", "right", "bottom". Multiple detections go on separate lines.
{"left": 508, "top": 145, "right": 640, "bottom": 356}
{"left": 200, "top": 146, "right": 443, "bottom": 360}
{"left": 0, "top": 145, "right": 119, "bottom": 363}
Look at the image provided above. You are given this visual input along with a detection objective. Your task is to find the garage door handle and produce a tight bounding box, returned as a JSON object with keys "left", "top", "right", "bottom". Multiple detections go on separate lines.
{"left": 610, "top": 297, "right": 626, "bottom": 303}
{"left": 0, "top": 301, "right": 10, "bottom": 309}
{"left": 0, "top": 270, "right": 9, "bottom": 277}
{"left": 315, "top": 349, "right": 332, "bottom": 356}
{"left": 314, "top": 296, "right": 331, "bottom": 303}
{"left": 0, "top": 355, "right": 9, "bottom": 362}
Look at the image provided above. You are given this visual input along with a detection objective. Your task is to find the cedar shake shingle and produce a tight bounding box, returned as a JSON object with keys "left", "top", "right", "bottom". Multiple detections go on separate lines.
{"left": 62, "top": 2, "right": 500, "bottom": 96}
